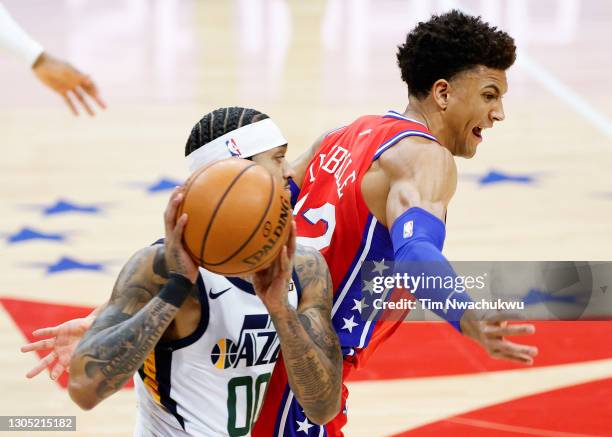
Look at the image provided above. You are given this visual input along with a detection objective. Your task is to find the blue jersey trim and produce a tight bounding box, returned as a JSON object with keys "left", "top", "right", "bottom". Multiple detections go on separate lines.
{"left": 156, "top": 275, "right": 210, "bottom": 351}
{"left": 373, "top": 130, "right": 439, "bottom": 161}
{"left": 383, "top": 110, "right": 429, "bottom": 127}
{"left": 289, "top": 178, "right": 301, "bottom": 208}
{"left": 292, "top": 269, "right": 303, "bottom": 302}
{"left": 226, "top": 276, "right": 257, "bottom": 295}
{"left": 274, "top": 386, "right": 291, "bottom": 436}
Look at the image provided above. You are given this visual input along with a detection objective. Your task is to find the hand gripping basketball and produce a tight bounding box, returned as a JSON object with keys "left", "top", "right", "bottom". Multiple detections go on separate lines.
{"left": 164, "top": 187, "right": 199, "bottom": 284}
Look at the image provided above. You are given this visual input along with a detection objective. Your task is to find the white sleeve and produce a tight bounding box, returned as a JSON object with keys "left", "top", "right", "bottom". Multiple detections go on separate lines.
{"left": 0, "top": 2, "right": 44, "bottom": 66}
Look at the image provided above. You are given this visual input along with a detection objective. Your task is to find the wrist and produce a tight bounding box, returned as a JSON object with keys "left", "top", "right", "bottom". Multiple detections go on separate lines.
{"left": 31, "top": 51, "right": 47, "bottom": 70}
{"left": 267, "top": 299, "right": 295, "bottom": 320}
{"left": 459, "top": 309, "right": 483, "bottom": 340}
{"left": 158, "top": 273, "right": 194, "bottom": 308}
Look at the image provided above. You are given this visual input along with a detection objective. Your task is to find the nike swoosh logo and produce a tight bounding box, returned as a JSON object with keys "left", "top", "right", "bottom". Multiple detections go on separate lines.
{"left": 209, "top": 287, "right": 231, "bottom": 299}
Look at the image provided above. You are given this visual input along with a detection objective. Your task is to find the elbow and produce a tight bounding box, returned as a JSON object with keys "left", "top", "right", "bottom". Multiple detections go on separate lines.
{"left": 305, "top": 406, "right": 340, "bottom": 426}
{"left": 68, "top": 374, "right": 100, "bottom": 411}
{"left": 304, "top": 391, "right": 342, "bottom": 425}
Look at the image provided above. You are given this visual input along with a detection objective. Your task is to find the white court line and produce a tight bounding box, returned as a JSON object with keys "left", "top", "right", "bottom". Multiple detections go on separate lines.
{"left": 517, "top": 52, "right": 612, "bottom": 142}
{"left": 446, "top": 417, "right": 600, "bottom": 437}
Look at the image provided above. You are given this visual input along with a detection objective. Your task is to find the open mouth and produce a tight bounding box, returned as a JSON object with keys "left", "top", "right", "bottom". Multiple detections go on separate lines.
{"left": 472, "top": 127, "right": 483, "bottom": 139}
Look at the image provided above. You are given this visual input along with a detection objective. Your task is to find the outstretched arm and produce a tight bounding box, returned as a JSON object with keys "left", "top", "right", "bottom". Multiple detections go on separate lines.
{"left": 68, "top": 188, "right": 199, "bottom": 410}
{"left": 381, "top": 138, "right": 538, "bottom": 364}
{"left": 0, "top": 4, "right": 106, "bottom": 115}
{"left": 252, "top": 223, "right": 342, "bottom": 425}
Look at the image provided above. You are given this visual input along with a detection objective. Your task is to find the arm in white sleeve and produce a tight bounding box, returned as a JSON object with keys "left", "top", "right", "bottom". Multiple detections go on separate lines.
{"left": 0, "top": 2, "right": 44, "bottom": 66}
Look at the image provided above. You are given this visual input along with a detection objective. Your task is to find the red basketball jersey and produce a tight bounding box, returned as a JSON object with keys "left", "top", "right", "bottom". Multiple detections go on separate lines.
{"left": 253, "top": 110, "right": 439, "bottom": 437}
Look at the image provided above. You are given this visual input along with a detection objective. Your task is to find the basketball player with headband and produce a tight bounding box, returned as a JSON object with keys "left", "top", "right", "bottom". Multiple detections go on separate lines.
{"left": 23, "top": 107, "right": 343, "bottom": 436}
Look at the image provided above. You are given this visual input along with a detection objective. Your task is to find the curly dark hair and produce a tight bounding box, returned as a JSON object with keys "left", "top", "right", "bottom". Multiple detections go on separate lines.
{"left": 396, "top": 10, "right": 516, "bottom": 99}
{"left": 185, "top": 107, "right": 269, "bottom": 156}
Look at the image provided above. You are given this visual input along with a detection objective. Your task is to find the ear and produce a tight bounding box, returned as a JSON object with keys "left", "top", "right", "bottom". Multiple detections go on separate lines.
{"left": 431, "top": 79, "right": 451, "bottom": 110}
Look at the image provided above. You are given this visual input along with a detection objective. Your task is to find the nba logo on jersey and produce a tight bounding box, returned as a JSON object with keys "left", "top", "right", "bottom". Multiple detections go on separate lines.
{"left": 403, "top": 220, "right": 414, "bottom": 238}
{"left": 226, "top": 138, "right": 242, "bottom": 157}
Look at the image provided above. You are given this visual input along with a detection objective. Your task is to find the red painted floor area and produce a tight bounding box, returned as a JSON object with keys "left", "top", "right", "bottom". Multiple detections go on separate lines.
{"left": 392, "top": 377, "right": 612, "bottom": 437}
{"left": 3, "top": 297, "right": 611, "bottom": 435}
{"left": 349, "top": 321, "right": 612, "bottom": 381}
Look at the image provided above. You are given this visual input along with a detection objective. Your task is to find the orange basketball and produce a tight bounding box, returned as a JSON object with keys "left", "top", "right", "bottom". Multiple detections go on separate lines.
{"left": 177, "top": 158, "right": 292, "bottom": 275}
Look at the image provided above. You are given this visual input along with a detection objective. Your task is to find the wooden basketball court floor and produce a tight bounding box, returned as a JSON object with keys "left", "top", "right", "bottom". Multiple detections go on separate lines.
{"left": 1, "top": 1, "right": 611, "bottom": 435}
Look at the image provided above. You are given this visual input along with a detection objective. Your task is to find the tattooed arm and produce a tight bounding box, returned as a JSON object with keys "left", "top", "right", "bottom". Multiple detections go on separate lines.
{"left": 252, "top": 223, "right": 342, "bottom": 424}
{"left": 68, "top": 188, "right": 199, "bottom": 410}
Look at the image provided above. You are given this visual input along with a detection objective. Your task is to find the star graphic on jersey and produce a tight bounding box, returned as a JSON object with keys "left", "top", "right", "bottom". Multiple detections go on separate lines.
{"left": 372, "top": 259, "right": 390, "bottom": 274}
{"left": 360, "top": 298, "right": 370, "bottom": 310}
{"left": 296, "top": 417, "right": 314, "bottom": 433}
{"left": 6, "top": 227, "right": 67, "bottom": 244}
{"left": 39, "top": 256, "right": 107, "bottom": 274}
{"left": 341, "top": 315, "right": 359, "bottom": 333}
{"left": 146, "top": 177, "right": 183, "bottom": 193}
{"left": 39, "top": 199, "right": 103, "bottom": 216}
{"left": 362, "top": 279, "right": 376, "bottom": 295}
{"left": 478, "top": 170, "right": 536, "bottom": 186}
{"left": 351, "top": 299, "right": 364, "bottom": 314}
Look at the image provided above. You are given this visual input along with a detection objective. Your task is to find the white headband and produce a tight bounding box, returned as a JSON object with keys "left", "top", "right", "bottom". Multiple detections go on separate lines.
{"left": 186, "top": 118, "right": 288, "bottom": 172}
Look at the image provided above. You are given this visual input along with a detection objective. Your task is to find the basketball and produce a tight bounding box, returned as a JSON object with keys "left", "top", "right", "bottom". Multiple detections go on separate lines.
{"left": 178, "top": 158, "right": 292, "bottom": 275}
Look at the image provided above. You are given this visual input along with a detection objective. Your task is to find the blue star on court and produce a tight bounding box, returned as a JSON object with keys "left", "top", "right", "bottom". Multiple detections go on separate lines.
{"left": 146, "top": 177, "right": 183, "bottom": 193}
{"left": 40, "top": 199, "right": 103, "bottom": 216}
{"left": 6, "top": 227, "right": 67, "bottom": 244}
{"left": 478, "top": 170, "right": 537, "bottom": 186}
{"left": 40, "top": 256, "right": 107, "bottom": 274}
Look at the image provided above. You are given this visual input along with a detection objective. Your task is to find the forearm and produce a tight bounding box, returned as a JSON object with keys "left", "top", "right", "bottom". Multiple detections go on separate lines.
{"left": 391, "top": 207, "right": 472, "bottom": 330}
{"left": 69, "top": 275, "right": 191, "bottom": 409}
{"left": 270, "top": 304, "right": 342, "bottom": 424}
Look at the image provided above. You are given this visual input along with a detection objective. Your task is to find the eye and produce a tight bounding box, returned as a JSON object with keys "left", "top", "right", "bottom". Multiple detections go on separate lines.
{"left": 483, "top": 93, "right": 496, "bottom": 102}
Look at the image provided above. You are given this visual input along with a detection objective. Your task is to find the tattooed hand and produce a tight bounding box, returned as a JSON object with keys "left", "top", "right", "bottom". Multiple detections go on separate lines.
{"left": 252, "top": 220, "right": 296, "bottom": 314}
{"left": 164, "top": 187, "right": 199, "bottom": 284}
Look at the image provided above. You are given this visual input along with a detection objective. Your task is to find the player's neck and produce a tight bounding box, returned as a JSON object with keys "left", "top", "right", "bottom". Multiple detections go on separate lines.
{"left": 402, "top": 101, "right": 455, "bottom": 154}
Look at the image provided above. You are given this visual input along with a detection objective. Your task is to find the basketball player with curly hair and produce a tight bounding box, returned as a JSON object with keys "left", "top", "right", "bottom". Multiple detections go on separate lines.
{"left": 254, "top": 10, "right": 538, "bottom": 436}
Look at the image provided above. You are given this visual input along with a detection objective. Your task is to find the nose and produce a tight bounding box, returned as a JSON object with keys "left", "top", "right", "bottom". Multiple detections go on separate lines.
{"left": 283, "top": 160, "right": 296, "bottom": 180}
{"left": 491, "top": 100, "right": 505, "bottom": 123}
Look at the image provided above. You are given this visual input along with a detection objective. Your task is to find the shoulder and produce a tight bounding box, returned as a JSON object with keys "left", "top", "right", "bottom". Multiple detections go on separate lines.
{"left": 378, "top": 136, "right": 456, "bottom": 182}
{"left": 378, "top": 137, "right": 457, "bottom": 224}
{"left": 123, "top": 245, "right": 165, "bottom": 277}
